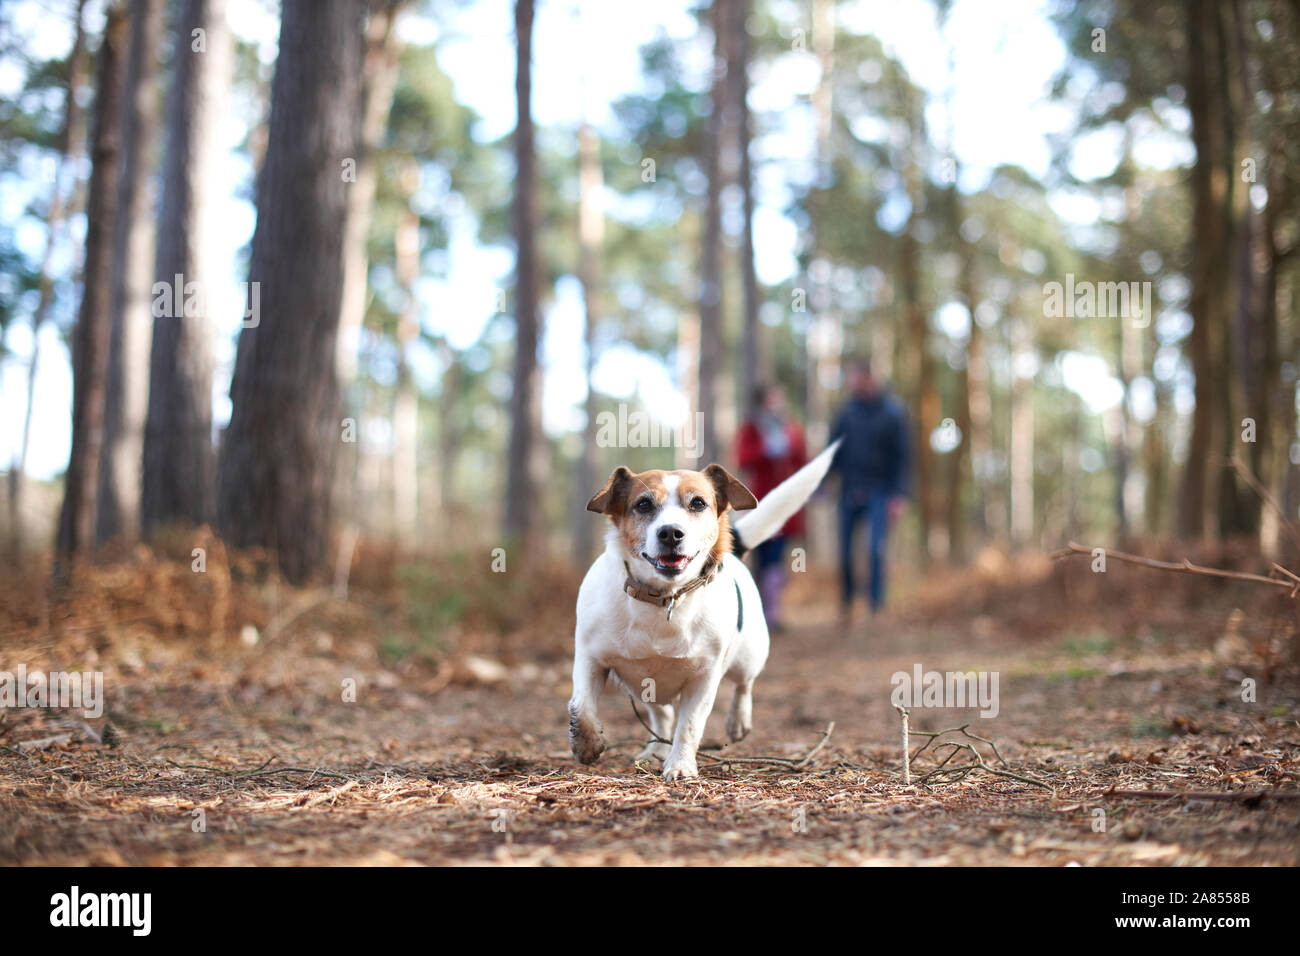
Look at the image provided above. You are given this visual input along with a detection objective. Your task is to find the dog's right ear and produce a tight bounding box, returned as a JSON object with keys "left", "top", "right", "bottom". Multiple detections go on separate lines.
{"left": 587, "top": 466, "right": 634, "bottom": 515}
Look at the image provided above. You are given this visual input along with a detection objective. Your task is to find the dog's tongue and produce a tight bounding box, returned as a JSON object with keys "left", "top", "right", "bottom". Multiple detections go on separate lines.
{"left": 658, "top": 555, "right": 689, "bottom": 569}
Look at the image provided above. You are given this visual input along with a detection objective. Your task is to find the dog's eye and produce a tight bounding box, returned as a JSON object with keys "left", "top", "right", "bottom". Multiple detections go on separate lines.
{"left": 635, "top": 498, "right": 654, "bottom": 514}
{"left": 689, "top": 497, "right": 707, "bottom": 512}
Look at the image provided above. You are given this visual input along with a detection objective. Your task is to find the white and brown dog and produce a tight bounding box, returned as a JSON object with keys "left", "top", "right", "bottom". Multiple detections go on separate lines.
{"left": 569, "top": 441, "right": 840, "bottom": 780}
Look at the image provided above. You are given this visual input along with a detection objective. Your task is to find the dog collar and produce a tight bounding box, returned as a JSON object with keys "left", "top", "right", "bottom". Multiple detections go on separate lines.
{"left": 623, "top": 557, "right": 721, "bottom": 621}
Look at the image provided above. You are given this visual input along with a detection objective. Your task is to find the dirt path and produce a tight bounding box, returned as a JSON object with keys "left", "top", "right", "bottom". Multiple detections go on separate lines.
{"left": 2, "top": 602, "right": 1298, "bottom": 865}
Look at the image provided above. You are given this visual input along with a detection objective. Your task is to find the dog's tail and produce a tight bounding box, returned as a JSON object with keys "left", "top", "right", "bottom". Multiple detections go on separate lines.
{"left": 731, "top": 438, "right": 841, "bottom": 558}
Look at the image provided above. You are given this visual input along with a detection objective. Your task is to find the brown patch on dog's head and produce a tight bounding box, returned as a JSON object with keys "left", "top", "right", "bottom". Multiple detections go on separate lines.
{"left": 587, "top": 466, "right": 635, "bottom": 516}
{"left": 588, "top": 468, "right": 669, "bottom": 557}
{"left": 588, "top": 464, "right": 757, "bottom": 581}
{"left": 688, "top": 465, "right": 756, "bottom": 565}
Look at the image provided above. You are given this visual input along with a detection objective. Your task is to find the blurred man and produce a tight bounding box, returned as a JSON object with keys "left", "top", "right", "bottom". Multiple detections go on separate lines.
{"left": 735, "top": 384, "right": 807, "bottom": 632}
{"left": 829, "top": 358, "right": 909, "bottom": 620}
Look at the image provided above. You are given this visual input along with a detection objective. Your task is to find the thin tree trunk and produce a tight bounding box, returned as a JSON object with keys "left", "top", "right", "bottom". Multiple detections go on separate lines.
{"left": 945, "top": 199, "right": 977, "bottom": 559}
{"left": 574, "top": 120, "right": 604, "bottom": 563}
{"left": 676, "top": 309, "right": 701, "bottom": 469}
{"left": 437, "top": 337, "right": 461, "bottom": 535}
{"left": 9, "top": 0, "right": 89, "bottom": 557}
{"left": 505, "top": 0, "right": 542, "bottom": 547}
{"left": 900, "top": 156, "right": 934, "bottom": 562}
{"left": 1257, "top": 129, "right": 1287, "bottom": 557}
{"left": 967, "top": 310, "right": 995, "bottom": 537}
{"left": 334, "top": 1, "right": 405, "bottom": 552}
{"left": 1180, "top": 0, "right": 1224, "bottom": 542}
{"left": 98, "top": 0, "right": 164, "bottom": 545}
{"left": 1009, "top": 316, "right": 1034, "bottom": 548}
{"left": 142, "top": 0, "right": 231, "bottom": 533}
{"left": 337, "top": 0, "right": 405, "bottom": 387}
{"left": 805, "top": 0, "right": 835, "bottom": 454}
{"left": 733, "top": 0, "right": 761, "bottom": 406}
{"left": 216, "top": 0, "right": 366, "bottom": 583}
{"left": 1114, "top": 146, "right": 1144, "bottom": 546}
{"left": 392, "top": 193, "right": 420, "bottom": 551}
{"left": 697, "top": 0, "right": 730, "bottom": 466}
{"left": 55, "top": 5, "right": 127, "bottom": 572}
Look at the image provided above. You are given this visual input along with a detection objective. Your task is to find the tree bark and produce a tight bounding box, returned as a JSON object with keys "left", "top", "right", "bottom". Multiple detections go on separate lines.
{"left": 141, "top": 0, "right": 231, "bottom": 534}
{"left": 696, "top": 0, "right": 732, "bottom": 467}
{"left": 98, "top": 0, "right": 164, "bottom": 545}
{"left": 945, "top": 192, "right": 978, "bottom": 560}
{"left": 1179, "top": 0, "right": 1230, "bottom": 543}
{"left": 336, "top": 0, "right": 405, "bottom": 387}
{"left": 732, "top": 0, "right": 761, "bottom": 407}
{"left": 896, "top": 77, "right": 935, "bottom": 562}
{"left": 573, "top": 120, "right": 604, "bottom": 563}
{"left": 216, "top": 0, "right": 366, "bottom": 583}
{"left": 1009, "top": 315, "right": 1034, "bottom": 548}
{"left": 392, "top": 177, "right": 420, "bottom": 550}
{"left": 505, "top": 0, "right": 542, "bottom": 546}
{"left": 55, "top": 5, "right": 127, "bottom": 572}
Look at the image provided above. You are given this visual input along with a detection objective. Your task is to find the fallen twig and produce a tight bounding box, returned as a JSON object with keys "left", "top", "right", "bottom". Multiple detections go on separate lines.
{"left": 1050, "top": 541, "right": 1298, "bottom": 597}
{"left": 900, "top": 720, "right": 1052, "bottom": 791}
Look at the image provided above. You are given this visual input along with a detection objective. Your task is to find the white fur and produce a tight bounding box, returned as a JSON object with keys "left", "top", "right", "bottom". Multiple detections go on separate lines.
{"left": 569, "top": 448, "right": 836, "bottom": 780}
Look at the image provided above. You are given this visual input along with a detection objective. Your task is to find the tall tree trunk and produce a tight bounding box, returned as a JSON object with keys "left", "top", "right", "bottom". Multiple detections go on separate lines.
{"left": 574, "top": 120, "right": 604, "bottom": 563}
{"left": 1256, "top": 128, "right": 1287, "bottom": 558}
{"left": 337, "top": 0, "right": 405, "bottom": 387}
{"left": 436, "top": 338, "right": 461, "bottom": 534}
{"left": 505, "top": 0, "right": 541, "bottom": 547}
{"left": 676, "top": 309, "right": 702, "bottom": 469}
{"left": 98, "top": 0, "right": 164, "bottom": 545}
{"left": 966, "top": 309, "right": 996, "bottom": 537}
{"left": 889, "top": 56, "right": 936, "bottom": 562}
{"left": 1008, "top": 316, "right": 1034, "bottom": 548}
{"left": 392, "top": 189, "right": 420, "bottom": 551}
{"left": 697, "top": 0, "right": 731, "bottom": 466}
{"left": 334, "top": 1, "right": 405, "bottom": 552}
{"left": 1179, "top": 0, "right": 1230, "bottom": 544}
{"left": 899, "top": 146, "right": 935, "bottom": 562}
{"left": 9, "top": 0, "right": 89, "bottom": 558}
{"left": 805, "top": 0, "right": 835, "bottom": 453}
{"left": 216, "top": 0, "right": 366, "bottom": 583}
{"left": 732, "top": 0, "right": 761, "bottom": 407}
{"left": 55, "top": 5, "right": 127, "bottom": 572}
{"left": 142, "top": 0, "right": 231, "bottom": 534}
{"left": 945, "top": 197, "right": 977, "bottom": 560}
{"left": 1114, "top": 148, "right": 1145, "bottom": 546}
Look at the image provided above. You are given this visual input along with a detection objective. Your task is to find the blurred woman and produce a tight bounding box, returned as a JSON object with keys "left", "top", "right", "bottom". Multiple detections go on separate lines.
{"left": 735, "top": 384, "right": 807, "bottom": 632}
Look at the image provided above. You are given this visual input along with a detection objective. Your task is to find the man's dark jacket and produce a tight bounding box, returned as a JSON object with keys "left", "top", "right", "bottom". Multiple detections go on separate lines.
{"left": 828, "top": 392, "right": 910, "bottom": 500}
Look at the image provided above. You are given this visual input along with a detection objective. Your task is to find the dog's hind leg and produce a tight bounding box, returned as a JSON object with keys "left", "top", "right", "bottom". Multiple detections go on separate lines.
{"left": 725, "top": 679, "right": 754, "bottom": 743}
{"left": 568, "top": 654, "right": 609, "bottom": 765}
{"left": 635, "top": 702, "right": 674, "bottom": 763}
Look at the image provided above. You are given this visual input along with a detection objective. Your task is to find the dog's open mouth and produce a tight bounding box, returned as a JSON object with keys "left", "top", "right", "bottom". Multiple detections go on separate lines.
{"left": 643, "top": 551, "right": 695, "bottom": 576}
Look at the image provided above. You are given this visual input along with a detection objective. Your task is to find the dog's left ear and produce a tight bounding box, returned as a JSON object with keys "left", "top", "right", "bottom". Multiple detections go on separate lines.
{"left": 587, "top": 466, "right": 634, "bottom": 515}
{"left": 703, "top": 464, "right": 758, "bottom": 512}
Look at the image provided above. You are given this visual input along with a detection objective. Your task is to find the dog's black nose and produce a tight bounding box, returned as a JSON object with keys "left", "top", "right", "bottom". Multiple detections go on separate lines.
{"left": 657, "top": 524, "right": 684, "bottom": 546}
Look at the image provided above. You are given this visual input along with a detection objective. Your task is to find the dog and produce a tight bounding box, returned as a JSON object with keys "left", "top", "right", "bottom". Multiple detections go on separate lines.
{"left": 568, "top": 440, "right": 841, "bottom": 780}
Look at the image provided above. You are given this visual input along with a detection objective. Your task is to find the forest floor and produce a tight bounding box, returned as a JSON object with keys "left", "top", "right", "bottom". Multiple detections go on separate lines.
{"left": 1, "top": 541, "right": 1299, "bottom": 866}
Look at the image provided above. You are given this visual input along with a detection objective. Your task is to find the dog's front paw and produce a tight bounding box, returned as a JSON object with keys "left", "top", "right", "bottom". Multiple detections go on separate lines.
{"left": 661, "top": 757, "right": 698, "bottom": 781}
{"left": 568, "top": 708, "right": 606, "bottom": 765}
